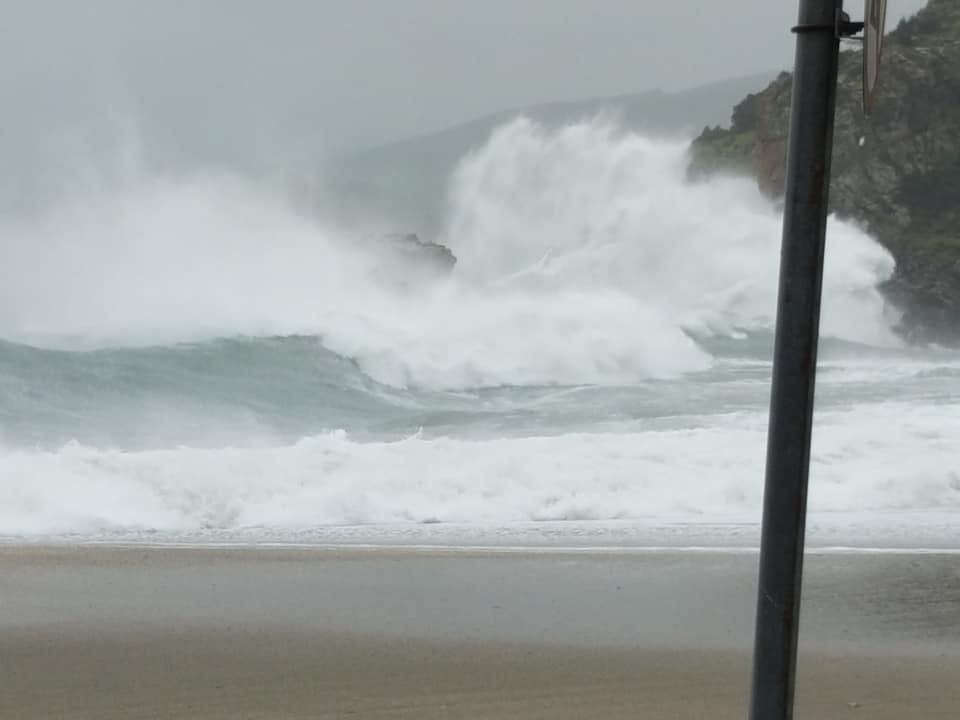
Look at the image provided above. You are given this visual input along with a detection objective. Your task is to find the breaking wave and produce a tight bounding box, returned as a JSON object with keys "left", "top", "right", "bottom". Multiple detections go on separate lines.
{"left": 2, "top": 117, "right": 942, "bottom": 542}
{"left": 0, "top": 119, "right": 898, "bottom": 391}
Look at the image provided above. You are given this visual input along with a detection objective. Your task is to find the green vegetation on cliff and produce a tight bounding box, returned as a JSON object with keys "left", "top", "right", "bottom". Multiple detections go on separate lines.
{"left": 689, "top": 0, "right": 960, "bottom": 340}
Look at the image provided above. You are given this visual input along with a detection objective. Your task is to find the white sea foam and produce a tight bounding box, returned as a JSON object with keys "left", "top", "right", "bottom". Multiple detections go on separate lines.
{"left": 2, "top": 119, "right": 945, "bottom": 543}
{"left": 0, "top": 119, "right": 898, "bottom": 390}
{"left": 1, "top": 401, "right": 957, "bottom": 537}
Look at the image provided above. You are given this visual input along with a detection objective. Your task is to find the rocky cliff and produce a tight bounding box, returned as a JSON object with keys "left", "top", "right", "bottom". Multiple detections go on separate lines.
{"left": 689, "top": 0, "right": 960, "bottom": 341}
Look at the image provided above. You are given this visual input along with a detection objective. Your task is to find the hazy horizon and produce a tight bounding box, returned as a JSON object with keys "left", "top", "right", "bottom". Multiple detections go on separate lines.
{"left": 2, "top": 0, "right": 927, "bottom": 168}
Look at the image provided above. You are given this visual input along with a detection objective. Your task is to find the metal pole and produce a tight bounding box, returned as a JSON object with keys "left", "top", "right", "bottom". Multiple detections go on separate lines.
{"left": 748, "top": 2, "right": 843, "bottom": 719}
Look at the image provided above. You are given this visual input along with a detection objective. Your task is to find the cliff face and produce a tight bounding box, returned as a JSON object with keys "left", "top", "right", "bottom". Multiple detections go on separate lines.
{"left": 689, "top": 0, "right": 960, "bottom": 341}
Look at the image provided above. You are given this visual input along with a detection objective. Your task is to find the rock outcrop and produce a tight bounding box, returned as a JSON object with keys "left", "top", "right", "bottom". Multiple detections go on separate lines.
{"left": 689, "top": 0, "right": 960, "bottom": 341}
{"left": 382, "top": 233, "right": 457, "bottom": 271}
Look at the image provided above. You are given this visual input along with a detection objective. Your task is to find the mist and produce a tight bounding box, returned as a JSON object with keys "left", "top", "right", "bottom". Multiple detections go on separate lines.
{"left": 1, "top": 0, "right": 927, "bottom": 212}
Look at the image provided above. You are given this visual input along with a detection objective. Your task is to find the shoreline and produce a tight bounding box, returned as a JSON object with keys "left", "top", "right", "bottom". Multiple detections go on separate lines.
{"left": 3, "top": 511, "right": 959, "bottom": 553}
{"left": 5, "top": 539, "right": 960, "bottom": 556}
{"left": 4, "top": 545, "right": 958, "bottom": 651}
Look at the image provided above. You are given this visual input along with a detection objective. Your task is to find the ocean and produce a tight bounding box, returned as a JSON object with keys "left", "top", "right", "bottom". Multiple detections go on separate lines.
{"left": 2, "top": 119, "right": 958, "bottom": 546}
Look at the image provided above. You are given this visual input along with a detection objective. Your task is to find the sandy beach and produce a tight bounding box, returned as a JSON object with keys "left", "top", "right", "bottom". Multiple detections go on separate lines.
{"left": 2, "top": 546, "right": 958, "bottom": 719}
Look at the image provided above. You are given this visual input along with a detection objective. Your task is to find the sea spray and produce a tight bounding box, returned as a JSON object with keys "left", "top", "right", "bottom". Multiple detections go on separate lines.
{"left": 443, "top": 118, "right": 897, "bottom": 347}
{"left": 1, "top": 119, "right": 897, "bottom": 389}
{"left": 2, "top": 119, "right": 951, "bottom": 542}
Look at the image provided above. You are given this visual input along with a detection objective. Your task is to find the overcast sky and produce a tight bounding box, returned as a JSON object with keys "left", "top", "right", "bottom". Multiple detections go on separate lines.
{"left": 0, "top": 0, "right": 929, "bottom": 176}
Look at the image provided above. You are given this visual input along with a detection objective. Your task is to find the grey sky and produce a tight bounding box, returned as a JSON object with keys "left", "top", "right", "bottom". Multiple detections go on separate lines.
{"left": 0, "top": 0, "right": 929, "bottom": 172}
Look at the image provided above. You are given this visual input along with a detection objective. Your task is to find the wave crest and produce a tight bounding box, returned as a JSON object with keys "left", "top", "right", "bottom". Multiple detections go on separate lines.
{"left": 0, "top": 119, "right": 898, "bottom": 390}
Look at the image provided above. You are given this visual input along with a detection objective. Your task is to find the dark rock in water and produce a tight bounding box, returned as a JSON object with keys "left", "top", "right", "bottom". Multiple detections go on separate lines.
{"left": 361, "top": 232, "right": 456, "bottom": 290}
{"left": 688, "top": 0, "right": 960, "bottom": 343}
{"left": 382, "top": 233, "right": 457, "bottom": 271}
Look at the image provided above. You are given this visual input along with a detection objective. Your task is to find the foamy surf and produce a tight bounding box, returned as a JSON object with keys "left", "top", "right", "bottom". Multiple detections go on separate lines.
{"left": 0, "top": 119, "right": 955, "bottom": 544}
{"left": 1, "top": 400, "right": 958, "bottom": 537}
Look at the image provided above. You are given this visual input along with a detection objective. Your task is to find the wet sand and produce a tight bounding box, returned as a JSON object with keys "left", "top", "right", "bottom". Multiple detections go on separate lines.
{"left": 2, "top": 546, "right": 958, "bottom": 718}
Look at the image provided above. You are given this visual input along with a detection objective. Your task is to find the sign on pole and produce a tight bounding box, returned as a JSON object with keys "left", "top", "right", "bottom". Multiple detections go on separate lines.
{"left": 863, "top": 0, "right": 888, "bottom": 113}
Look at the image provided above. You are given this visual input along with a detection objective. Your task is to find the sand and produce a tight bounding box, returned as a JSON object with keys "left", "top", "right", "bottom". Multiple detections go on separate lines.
{"left": 2, "top": 545, "right": 958, "bottom": 719}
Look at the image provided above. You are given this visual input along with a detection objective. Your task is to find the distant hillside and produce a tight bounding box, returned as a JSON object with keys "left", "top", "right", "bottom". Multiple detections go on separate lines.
{"left": 689, "top": 0, "right": 960, "bottom": 341}
{"left": 318, "top": 72, "right": 776, "bottom": 236}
